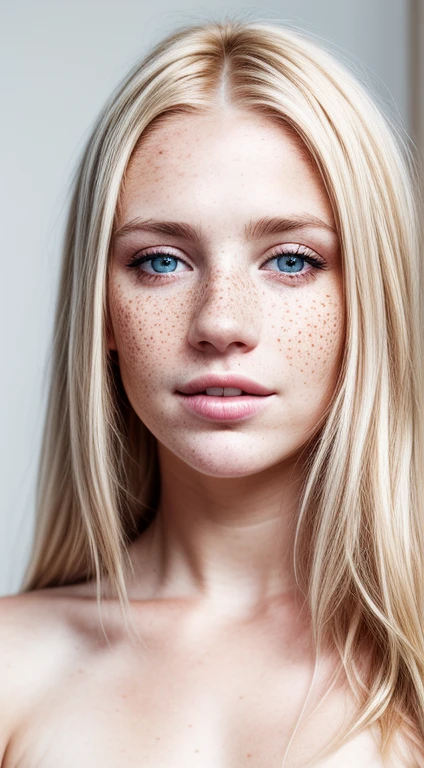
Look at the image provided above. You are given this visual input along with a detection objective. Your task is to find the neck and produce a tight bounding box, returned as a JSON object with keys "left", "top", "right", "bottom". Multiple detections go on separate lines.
{"left": 129, "top": 443, "right": 308, "bottom": 618}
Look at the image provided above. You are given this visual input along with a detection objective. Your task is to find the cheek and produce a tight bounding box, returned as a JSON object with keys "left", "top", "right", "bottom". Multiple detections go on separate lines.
{"left": 108, "top": 281, "right": 191, "bottom": 388}
{"left": 109, "top": 276, "right": 344, "bottom": 406}
{"left": 269, "top": 289, "right": 344, "bottom": 392}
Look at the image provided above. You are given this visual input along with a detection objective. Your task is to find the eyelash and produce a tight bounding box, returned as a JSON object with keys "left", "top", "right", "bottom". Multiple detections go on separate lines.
{"left": 125, "top": 245, "right": 328, "bottom": 285}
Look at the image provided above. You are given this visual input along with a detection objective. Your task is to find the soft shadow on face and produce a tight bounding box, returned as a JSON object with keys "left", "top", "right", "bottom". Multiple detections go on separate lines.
{"left": 108, "top": 109, "right": 344, "bottom": 479}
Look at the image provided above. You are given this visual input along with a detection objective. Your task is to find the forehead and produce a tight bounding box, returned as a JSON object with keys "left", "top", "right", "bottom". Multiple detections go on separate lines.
{"left": 117, "top": 110, "right": 334, "bottom": 231}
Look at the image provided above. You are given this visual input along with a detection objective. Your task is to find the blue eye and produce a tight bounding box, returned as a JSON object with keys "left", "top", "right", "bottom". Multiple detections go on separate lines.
{"left": 263, "top": 247, "right": 325, "bottom": 278}
{"left": 127, "top": 251, "right": 186, "bottom": 275}
{"left": 126, "top": 245, "right": 327, "bottom": 284}
{"left": 150, "top": 255, "right": 178, "bottom": 273}
{"left": 275, "top": 254, "right": 304, "bottom": 273}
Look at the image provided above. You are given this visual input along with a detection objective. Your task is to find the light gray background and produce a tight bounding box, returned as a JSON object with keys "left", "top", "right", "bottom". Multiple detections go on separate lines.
{"left": 1, "top": 0, "right": 411, "bottom": 595}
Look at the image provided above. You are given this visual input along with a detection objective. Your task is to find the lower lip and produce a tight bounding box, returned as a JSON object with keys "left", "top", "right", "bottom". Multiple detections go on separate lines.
{"left": 176, "top": 393, "right": 274, "bottom": 421}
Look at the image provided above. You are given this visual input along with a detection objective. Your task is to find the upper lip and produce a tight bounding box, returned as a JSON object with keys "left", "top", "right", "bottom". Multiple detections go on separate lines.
{"left": 177, "top": 374, "right": 275, "bottom": 396}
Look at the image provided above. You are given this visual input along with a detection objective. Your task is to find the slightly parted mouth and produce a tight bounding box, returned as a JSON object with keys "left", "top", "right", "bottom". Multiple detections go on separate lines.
{"left": 177, "top": 374, "right": 275, "bottom": 397}
{"left": 179, "top": 389, "right": 263, "bottom": 396}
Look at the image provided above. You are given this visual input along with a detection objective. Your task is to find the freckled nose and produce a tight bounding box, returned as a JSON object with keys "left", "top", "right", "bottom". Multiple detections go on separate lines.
{"left": 187, "top": 269, "right": 261, "bottom": 354}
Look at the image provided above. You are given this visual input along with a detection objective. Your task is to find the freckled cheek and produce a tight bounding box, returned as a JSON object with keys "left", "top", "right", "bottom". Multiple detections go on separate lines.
{"left": 271, "top": 292, "right": 344, "bottom": 386}
{"left": 108, "top": 285, "right": 189, "bottom": 393}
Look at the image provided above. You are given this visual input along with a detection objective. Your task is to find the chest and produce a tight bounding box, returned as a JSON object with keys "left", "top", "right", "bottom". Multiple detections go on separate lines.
{"left": 5, "top": 622, "right": 385, "bottom": 768}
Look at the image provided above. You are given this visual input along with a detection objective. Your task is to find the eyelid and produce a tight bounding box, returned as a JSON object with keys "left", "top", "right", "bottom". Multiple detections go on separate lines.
{"left": 268, "top": 240, "right": 323, "bottom": 258}
{"left": 125, "top": 244, "right": 327, "bottom": 287}
{"left": 126, "top": 246, "right": 191, "bottom": 270}
{"left": 126, "top": 242, "right": 324, "bottom": 267}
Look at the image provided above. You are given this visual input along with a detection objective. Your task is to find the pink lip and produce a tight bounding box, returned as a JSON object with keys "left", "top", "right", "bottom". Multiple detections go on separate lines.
{"left": 177, "top": 374, "right": 275, "bottom": 396}
{"left": 176, "top": 392, "right": 274, "bottom": 422}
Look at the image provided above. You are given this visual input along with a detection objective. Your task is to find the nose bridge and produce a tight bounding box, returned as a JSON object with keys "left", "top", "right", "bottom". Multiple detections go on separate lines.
{"left": 200, "top": 264, "right": 250, "bottom": 314}
{"left": 188, "top": 259, "right": 262, "bottom": 352}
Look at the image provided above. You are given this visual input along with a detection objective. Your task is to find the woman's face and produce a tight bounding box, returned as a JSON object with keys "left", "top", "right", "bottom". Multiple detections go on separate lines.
{"left": 108, "top": 109, "right": 344, "bottom": 477}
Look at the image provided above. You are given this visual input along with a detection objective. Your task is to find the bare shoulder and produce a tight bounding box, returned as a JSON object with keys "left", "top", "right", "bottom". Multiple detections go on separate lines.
{"left": 0, "top": 585, "right": 103, "bottom": 754}
{"left": 0, "top": 582, "right": 101, "bottom": 651}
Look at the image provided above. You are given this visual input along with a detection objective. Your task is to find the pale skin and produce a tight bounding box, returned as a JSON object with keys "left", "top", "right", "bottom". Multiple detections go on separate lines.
{"left": 0, "top": 109, "right": 403, "bottom": 767}
{"left": 110, "top": 108, "right": 344, "bottom": 613}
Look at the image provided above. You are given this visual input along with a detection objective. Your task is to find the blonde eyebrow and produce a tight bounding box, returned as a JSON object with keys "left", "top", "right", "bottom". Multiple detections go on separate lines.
{"left": 245, "top": 214, "right": 338, "bottom": 239}
{"left": 113, "top": 214, "right": 338, "bottom": 243}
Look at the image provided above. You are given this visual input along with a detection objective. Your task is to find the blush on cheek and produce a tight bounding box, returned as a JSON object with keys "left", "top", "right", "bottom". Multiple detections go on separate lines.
{"left": 273, "top": 293, "right": 344, "bottom": 391}
{"left": 108, "top": 283, "right": 190, "bottom": 404}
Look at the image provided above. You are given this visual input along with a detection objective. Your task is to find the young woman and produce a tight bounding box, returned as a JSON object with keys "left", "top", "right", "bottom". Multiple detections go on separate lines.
{"left": 1, "top": 18, "right": 423, "bottom": 768}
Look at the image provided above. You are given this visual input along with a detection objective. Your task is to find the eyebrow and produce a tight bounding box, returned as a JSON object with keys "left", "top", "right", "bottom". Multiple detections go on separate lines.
{"left": 113, "top": 214, "right": 338, "bottom": 243}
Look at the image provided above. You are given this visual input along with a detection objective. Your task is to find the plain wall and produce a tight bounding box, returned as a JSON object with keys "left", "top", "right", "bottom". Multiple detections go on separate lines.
{"left": 0, "top": 0, "right": 411, "bottom": 595}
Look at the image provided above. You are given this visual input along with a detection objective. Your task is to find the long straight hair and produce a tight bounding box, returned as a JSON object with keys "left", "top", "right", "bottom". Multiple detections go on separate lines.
{"left": 22, "top": 18, "right": 424, "bottom": 765}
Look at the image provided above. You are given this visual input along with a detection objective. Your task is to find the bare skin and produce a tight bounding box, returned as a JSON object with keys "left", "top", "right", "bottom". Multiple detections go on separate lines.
{"left": 0, "top": 109, "right": 411, "bottom": 766}
{"left": 0, "top": 586, "right": 389, "bottom": 768}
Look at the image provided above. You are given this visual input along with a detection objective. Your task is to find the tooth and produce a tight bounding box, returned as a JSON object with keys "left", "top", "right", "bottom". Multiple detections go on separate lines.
{"left": 204, "top": 387, "right": 244, "bottom": 396}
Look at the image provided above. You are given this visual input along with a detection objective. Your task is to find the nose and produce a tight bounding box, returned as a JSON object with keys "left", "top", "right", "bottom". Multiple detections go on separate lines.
{"left": 186, "top": 266, "right": 261, "bottom": 355}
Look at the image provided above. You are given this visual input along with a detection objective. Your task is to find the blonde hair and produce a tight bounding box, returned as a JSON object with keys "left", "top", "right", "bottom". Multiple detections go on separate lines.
{"left": 22, "top": 17, "right": 424, "bottom": 765}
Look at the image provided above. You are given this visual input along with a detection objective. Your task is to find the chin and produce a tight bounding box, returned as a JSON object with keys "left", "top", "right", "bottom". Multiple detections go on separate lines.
{"left": 159, "top": 431, "right": 306, "bottom": 478}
